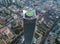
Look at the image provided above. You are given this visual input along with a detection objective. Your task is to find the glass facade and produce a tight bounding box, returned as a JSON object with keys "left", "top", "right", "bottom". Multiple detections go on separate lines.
{"left": 23, "top": 18, "right": 36, "bottom": 44}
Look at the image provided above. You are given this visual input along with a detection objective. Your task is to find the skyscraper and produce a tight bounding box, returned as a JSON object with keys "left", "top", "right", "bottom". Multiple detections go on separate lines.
{"left": 23, "top": 9, "right": 37, "bottom": 44}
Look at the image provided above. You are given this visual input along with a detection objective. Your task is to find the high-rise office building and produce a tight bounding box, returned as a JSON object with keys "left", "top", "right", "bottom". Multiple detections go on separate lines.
{"left": 1, "top": 0, "right": 13, "bottom": 6}
{"left": 36, "top": 34, "right": 42, "bottom": 44}
{"left": 14, "top": 0, "right": 21, "bottom": 5}
{"left": 23, "top": 9, "right": 37, "bottom": 44}
{"left": 0, "top": 0, "right": 2, "bottom": 4}
{"left": 2, "top": 0, "right": 6, "bottom": 5}
{"left": 7, "top": 0, "right": 13, "bottom": 5}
